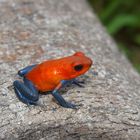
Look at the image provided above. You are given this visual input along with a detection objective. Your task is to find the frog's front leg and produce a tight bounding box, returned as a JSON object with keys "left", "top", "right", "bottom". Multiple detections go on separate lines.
{"left": 71, "top": 79, "right": 85, "bottom": 87}
{"left": 13, "top": 78, "right": 39, "bottom": 105}
{"left": 52, "top": 80, "right": 78, "bottom": 109}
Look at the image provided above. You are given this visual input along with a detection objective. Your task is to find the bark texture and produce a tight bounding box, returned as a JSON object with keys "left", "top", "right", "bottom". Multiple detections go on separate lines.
{"left": 0, "top": 0, "right": 140, "bottom": 139}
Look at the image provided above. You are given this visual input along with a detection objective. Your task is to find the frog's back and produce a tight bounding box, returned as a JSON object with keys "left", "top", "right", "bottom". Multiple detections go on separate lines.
{"left": 25, "top": 60, "right": 62, "bottom": 92}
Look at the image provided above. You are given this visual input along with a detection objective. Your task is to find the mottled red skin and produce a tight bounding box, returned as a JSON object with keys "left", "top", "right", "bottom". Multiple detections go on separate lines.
{"left": 25, "top": 52, "right": 92, "bottom": 92}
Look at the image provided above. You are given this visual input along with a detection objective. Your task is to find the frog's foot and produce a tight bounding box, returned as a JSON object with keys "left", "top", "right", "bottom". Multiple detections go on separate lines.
{"left": 18, "top": 64, "right": 37, "bottom": 77}
{"left": 13, "top": 78, "right": 39, "bottom": 105}
{"left": 52, "top": 89, "right": 81, "bottom": 109}
{"left": 72, "top": 79, "right": 85, "bottom": 87}
{"left": 63, "top": 101, "right": 82, "bottom": 109}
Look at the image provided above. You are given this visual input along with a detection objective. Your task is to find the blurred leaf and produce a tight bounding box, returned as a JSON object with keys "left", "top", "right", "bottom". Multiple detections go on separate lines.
{"left": 134, "top": 34, "right": 140, "bottom": 45}
{"left": 107, "top": 14, "right": 139, "bottom": 34}
{"left": 135, "top": 64, "right": 140, "bottom": 73}
{"left": 100, "top": 0, "right": 122, "bottom": 21}
{"left": 88, "top": 0, "right": 140, "bottom": 73}
{"left": 118, "top": 43, "right": 131, "bottom": 57}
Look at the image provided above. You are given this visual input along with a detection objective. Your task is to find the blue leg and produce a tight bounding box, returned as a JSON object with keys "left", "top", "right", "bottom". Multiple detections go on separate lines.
{"left": 57, "top": 79, "right": 84, "bottom": 88}
{"left": 52, "top": 80, "right": 79, "bottom": 109}
{"left": 18, "top": 64, "right": 37, "bottom": 77}
{"left": 13, "top": 78, "right": 39, "bottom": 105}
{"left": 71, "top": 79, "right": 84, "bottom": 87}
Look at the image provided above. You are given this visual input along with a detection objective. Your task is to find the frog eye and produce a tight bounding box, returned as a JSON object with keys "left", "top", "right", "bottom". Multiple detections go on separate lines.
{"left": 74, "top": 64, "right": 83, "bottom": 71}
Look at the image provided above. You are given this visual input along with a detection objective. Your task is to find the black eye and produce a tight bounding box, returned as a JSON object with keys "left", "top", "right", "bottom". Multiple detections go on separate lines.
{"left": 74, "top": 64, "right": 83, "bottom": 71}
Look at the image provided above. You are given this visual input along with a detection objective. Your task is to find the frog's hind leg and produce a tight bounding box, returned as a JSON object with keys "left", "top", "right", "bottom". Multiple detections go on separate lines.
{"left": 18, "top": 64, "right": 37, "bottom": 77}
{"left": 13, "top": 78, "right": 39, "bottom": 105}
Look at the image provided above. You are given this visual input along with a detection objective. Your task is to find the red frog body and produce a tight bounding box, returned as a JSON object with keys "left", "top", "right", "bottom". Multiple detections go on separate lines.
{"left": 13, "top": 52, "right": 92, "bottom": 109}
{"left": 26, "top": 52, "right": 92, "bottom": 92}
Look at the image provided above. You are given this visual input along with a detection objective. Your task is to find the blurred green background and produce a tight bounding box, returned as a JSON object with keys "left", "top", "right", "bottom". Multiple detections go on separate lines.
{"left": 88, "top": 0, "right": 140, "bottom": 73}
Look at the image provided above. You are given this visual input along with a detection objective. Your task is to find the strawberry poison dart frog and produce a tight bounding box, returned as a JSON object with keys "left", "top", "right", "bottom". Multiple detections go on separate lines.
{"left": 13, "top": 52, "right": 92, "bottom": 109}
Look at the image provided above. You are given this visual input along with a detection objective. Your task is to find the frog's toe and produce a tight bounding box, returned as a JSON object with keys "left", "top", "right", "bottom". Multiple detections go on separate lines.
{"left": 65, "top": 102, "right": 79, "bottom": 109}
{"left": 72, "top": 79, "right": 85, "bottom": 87}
